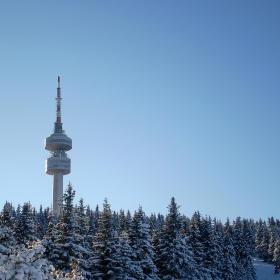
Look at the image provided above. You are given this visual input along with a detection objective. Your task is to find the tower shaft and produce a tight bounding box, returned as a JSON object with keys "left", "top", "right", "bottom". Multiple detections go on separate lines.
{"left": 53, "top": 172, "right": 63, "bottom": 214}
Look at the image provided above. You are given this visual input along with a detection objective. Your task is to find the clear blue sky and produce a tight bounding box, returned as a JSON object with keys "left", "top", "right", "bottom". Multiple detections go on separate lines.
{"left": 0, "top": 1, "right": 279, "bottom": 222}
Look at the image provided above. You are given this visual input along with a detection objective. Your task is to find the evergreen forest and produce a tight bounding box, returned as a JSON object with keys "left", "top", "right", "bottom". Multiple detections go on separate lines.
{"left": 0, "top": 183, "right": 276, "bottom": 279}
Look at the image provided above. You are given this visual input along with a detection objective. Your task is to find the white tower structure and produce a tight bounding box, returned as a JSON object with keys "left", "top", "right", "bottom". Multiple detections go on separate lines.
{"left": 44, "top": 76, "right": 72, "bottom": 215}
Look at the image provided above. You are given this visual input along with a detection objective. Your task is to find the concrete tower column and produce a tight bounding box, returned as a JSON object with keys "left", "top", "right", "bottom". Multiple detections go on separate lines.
{"left": 53, "top": 172, "right": 63, "bottom": 214}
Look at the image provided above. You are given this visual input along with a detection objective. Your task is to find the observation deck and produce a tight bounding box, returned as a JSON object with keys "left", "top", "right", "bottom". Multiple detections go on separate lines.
{"left": 45, "top": 133, "right": 72, "bottom": 151}
{"left": 45, "top": 157, "right": 71, "bottom": 175}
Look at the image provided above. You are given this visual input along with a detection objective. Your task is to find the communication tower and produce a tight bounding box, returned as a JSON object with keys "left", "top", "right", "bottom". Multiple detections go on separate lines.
{"left": 44, "top": 77, "right": 72, "bottom": 214}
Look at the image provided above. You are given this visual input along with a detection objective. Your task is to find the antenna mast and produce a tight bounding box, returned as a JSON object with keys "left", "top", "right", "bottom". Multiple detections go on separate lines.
{"left": 56, "top": 76, "right": 62, "bottom": 123}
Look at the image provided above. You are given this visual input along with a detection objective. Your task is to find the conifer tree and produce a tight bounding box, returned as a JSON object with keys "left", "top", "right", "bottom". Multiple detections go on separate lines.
{"left": 0, "top": 212, "right": 17, "bottom": 250}
{"left": 54, "top": 183, "right": 76, "bottom": 272}
{"left": 156, "top": 197, "right": 196, "bottom": 279}
{"left": 41, "top": 212, "right": 60, "bottom": 267}
{"left": 189, "top": 212, "right": 205, "bottom": 268}
{"left": 256, "top": 221, "right": 270, "bottom": 261}
{"left": 273, "top": 238, "right": 280, "bottom": 266}
{"left": 212, "top": 218, "right": 224, "bottom": 275}
{"left": 15, "top": 202, "right": 36, "bottom": 245}
{"left": 37, "top": 204, "right": 48, "bottom": 239}
{"left": 268, "top": 216, "right": 279, "bottom": 262}
{"left": 255, "top": 219, "right": 263, "bottom": 256}
{"left": 221, "top": 218, "right": 237, "bottom": 280}
{"left": 0, "top": 241, "right": 55, "bottom": 279}
{"left": 0, "top": 202, "right": 14, "bottom": 229}
{"left": 232, "top": 217, "right": 256, "bottom": 280}
{"left": 126, "top": 210, "right": 132, "bottom": 232}
{"left": 10, "top": 203, "right": 17, "bottom": 221}
{"left": 74, "top": 198, "right": 89, "bottom": 248}
{"left": 181, "top": 215, "right": 190, "bottom": 238}
{"left": 119, "top": 209, "right": 127, "bottom": 233}
{"left": 148, "top": 213, "right": 157, "bottom": 232}
{"left": 15, "top": 204, "right": 21, "bottom": 220}
{"left": 201, "top": 216, "right": 221, "bottom": 279}
{"left": 0, "top": 205, "right": 54, "bottom": 279}
{"left": 243, "top": 218, "right": 257, "bottom": 280}
{"left": 242, "top": 254, "right": 257, "bottom": 280}
{"left": 242, "top": 218, "right": 255, "bottom": 256}
{"left": 92, "top": 198, "right": 122, "bottom": 279}
{"left": 85, "top": 206, "right": 95, "bottom": 239}
{"left": 112, "top": 211, "right": 119, "bottom": 231}
{"left": 119, "top": 231, "right": 141, "bottom": 279}
{"left": 151, "top": 229, "right": 160, "bottom": 265}
{"left": 92, "top": 204, "right": 100, "bottom": 236}
{"left": 129, "top": 206, "right": 159, "bottom": 280}
{"left": 71, "top": 197, "right": 92, "bottom": 279}
{"left": 156, "top": 214, "right": 165, "bottom": 236}
{"left": 232, "top": 217, "right": 247, "bottom": 279}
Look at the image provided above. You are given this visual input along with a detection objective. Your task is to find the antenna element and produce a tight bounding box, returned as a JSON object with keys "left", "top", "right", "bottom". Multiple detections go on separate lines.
{"left": 56, "top": 76, "right": 62, "bottom": 124}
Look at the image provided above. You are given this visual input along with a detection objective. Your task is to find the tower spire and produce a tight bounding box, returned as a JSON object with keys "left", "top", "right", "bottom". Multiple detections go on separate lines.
{"left": 56, "top": 76, "right": 62, "bottom": 123}
{"left": 54, "top": 76, "right": 63, "bottom": 133}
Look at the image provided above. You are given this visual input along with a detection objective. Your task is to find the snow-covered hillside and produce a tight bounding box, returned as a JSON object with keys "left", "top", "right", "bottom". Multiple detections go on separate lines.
{"left": 254, "top": 258, "right": 280, "bottom": 280}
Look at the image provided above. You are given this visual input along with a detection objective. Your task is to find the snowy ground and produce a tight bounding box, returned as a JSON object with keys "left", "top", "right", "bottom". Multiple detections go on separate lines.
{"left": 254, "top": 258, "right": 280, "bottom": 280}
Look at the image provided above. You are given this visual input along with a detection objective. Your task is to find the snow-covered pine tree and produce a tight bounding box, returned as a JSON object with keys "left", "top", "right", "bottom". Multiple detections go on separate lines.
{"left": 126, "top": 210, "right": 132, "bottom": 232}
{"left": 0, "top": 206, "right": 55, "bottom": 280}
{"left": 129, "top": 206, "right": 159, "bottom": 280}
{"left": 242, "top": 218, "right": 256, "bottom": 256}
{"left": 276, "top": 219, "right": 280, "bottom": 232}
{"left": 74, "top": 198, "right": 89, "bottom": 248}
{"left": 189, "top": 212, "right": 205, "bottom": 269}
{"left": 15, "top": 202, "right": 36, "bottom": 246}
{"left": 201, "top": 216, "right": 222, "bottom": 279}
{"left": 44, "top": 206, "right": 50, "bottom": 221}
{"left": 91, "top": 198, "right": 122, "bottom": 279}
{"left": 221, "top": 218, "right": 237, "bottom": 280}
{"left": 119, "top": 231, "right": 141, "bottom": 279}
{"left": 256, "top": 221, "right": 270, "bottom": 261}
{"left": 213, "top": 218, "right": 224, "bottom": 237}
{"left": 16, "top": 204, "right": 21, "bottom": 220}
{"left": 181, "top": 215, "right": 190, "bottom": 238}
{"left": 10, "top": 203, "right": 17, "bottom": 221}
{"left": 41, "top": 212, "right": 61, "bottom": 268}
{"left": 0, "top": 208, "right": 17, "bottom": 251}
{"left": 148, "top": 213, "right": 157, "bottom": 232}
{"left": 242, "top": 253, "right": 257, "bottom": 280}
{"left": 255, "top": 218, "right": 263, "bottom": 256}
{"left": 0, "top": 240, "right": 55, "bottom": 280}
{"left": 0, "top": 202, "right": 14, "bottom": 229}
{"left": 155, "top": 197, "right": 197, "bottom": 280}
{"left": 273, "top": 238, "right": 280, "bottom": 266}
{"left": 71, "top": 197, "right": 92, "bottom": 279}
{"left": 156, "top": 214, "right": 165, "bottom": 236}
{"left": 232, "top": 217, "right": 247, "bottom": 279}
{"left": 220, "top": 217, "right": 228, "bottom": 233}
{"left": 112, "top": 211, "right": 119, "bottom": 232}
{"left": 37, "top": 204, "right": 48, "bottom": 239}
{"left": 268, "top": 216, "right": 279, "bottom": 262}
{"left": 119, "top": 209, "right": 127, "bottom": 234}
{"left": 92, "top": 204, "right": 100, "bottom": 236}
{"left": 54, "top": 182, "right": 76, "bottom": 272}
{"left": 151, "top": 229, "right": 160, "bottom": 265}
{"left": 242, "top": 219, "right": 257, "bottom": 280}
{"left": 232, "top": 217, "right": 256, "bottom": 280}
{"left": 212, "top": 218, "right": 224, "bottom": 275}
{"left": 86, "top": 205, "right": 96, "bottom": 239}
